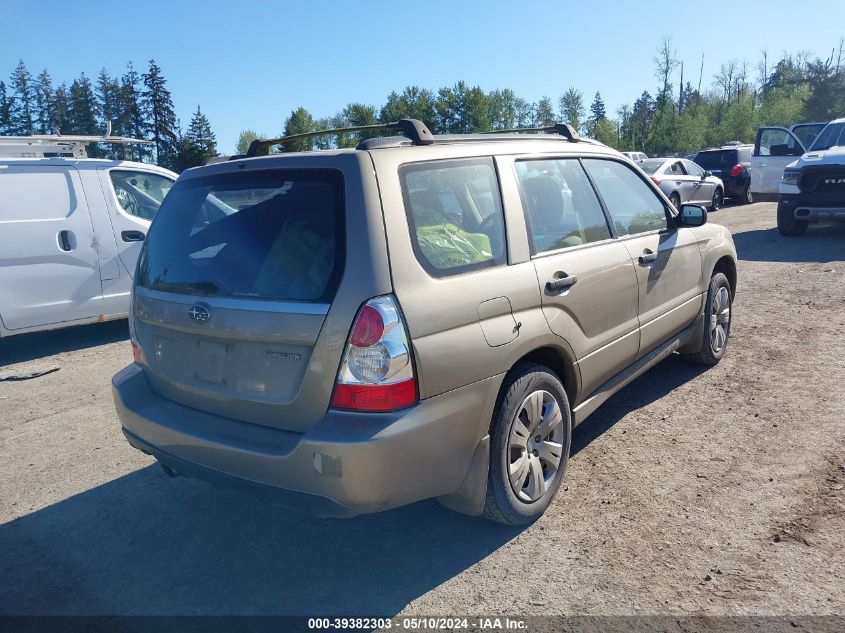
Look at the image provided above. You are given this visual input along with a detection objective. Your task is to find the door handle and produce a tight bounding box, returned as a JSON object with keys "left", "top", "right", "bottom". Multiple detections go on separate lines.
{"left": 57, "top": 230, "right": 73, "bottom": 251}
{"left": 121, "top": 230, "right": 146, "bottom": 242}
{"left": 546, "top": 273, "right": 578, "bottom": 293}
{"left": 638, "top": 249, "right": 658, "bottom": 264}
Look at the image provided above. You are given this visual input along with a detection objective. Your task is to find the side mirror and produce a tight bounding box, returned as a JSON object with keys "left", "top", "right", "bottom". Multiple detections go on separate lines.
{"left": 677, "top": 204, "right": 707, "bottom": 227}
{"left": 703, "top": 170, "right": 712, "bottom": 178}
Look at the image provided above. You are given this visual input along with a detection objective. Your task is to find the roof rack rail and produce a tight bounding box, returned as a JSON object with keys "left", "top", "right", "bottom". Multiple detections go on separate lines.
{"left": 480, "top": 123, "right": 581, "bottom": 142}
{"left": 0, "top": 122, "right": 152, "bottom": 159}
{"left": 246, "top": 118, "right": 434, "bottom": 157}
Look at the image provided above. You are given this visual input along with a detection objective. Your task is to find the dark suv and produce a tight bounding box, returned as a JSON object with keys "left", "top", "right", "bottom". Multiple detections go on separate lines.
{"left": 693, "top": 144, "right": 754, "bottom": 204}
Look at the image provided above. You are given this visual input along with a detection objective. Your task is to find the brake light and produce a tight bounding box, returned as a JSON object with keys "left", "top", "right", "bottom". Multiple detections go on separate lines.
{"left": 131, "top": 340, "right": 143, "bottom": 365}
{"left": 730, "top": 164, "right": 743, "bottom": 178}
{"left": 651, "top": 177, "right": 661, "bottom": 185}
{"left": 331, "top": 295, "right": 417, "bottom": 412}
{"left": 128, "top": 296, "right": 144, "bottom": 365}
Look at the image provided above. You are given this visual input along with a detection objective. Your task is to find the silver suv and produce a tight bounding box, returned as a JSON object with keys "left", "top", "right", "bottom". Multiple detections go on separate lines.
{"left": 112, "top": 120, "right": 737, "bottom": 525}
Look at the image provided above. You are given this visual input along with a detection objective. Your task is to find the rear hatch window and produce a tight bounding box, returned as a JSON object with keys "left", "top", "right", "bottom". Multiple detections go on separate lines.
{"left": 138, "top": 169, "right": 344, "bottom": 302}
{"left": 694, "top": 150, "right": 736, "bottom": 170}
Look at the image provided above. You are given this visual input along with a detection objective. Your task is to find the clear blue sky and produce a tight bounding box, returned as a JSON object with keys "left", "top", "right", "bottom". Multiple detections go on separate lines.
{"left": 2, "top": 0, "right": 844, "bottom": 152}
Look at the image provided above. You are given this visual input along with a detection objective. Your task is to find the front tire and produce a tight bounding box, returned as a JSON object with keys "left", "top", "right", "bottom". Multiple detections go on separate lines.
{"left": 777, "top": 201, "right": 808, "bottom": 236}
{"left": 710, "top": 188, "right": 723, "bottom": 211}
{"left": 482, "top": 364, "right": 571, "bottom": 526}
{"left": 681, "top": 272, "right": 732, "bottom": 366}
{"left": 742, "top": 184, "right": 753, "bottom": 204}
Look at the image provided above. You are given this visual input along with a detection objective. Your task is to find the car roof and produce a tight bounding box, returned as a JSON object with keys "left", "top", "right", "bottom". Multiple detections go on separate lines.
{"left": 0, "top": 157, "right": 178, "bottom": 177}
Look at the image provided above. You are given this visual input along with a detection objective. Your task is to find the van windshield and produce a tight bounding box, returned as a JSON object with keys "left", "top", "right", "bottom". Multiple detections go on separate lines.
{"left": 137, "top": 169, "right": 344, "bottom": 302}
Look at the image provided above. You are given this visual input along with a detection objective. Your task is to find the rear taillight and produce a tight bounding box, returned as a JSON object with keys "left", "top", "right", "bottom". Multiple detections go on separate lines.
{"left": 128, "top": 296, "right": 144, "bottom": 365}
{"left": 730, "top": 164, "right": 743, "bottom": 178}
{"left": 331, "top": 295, "right": 417, "bottom": 412}
{"left": 650, "top": 177, "right": 661, "bottom": 185}
{"left": 131, "top": 340, "right": 143, "bottom": 365}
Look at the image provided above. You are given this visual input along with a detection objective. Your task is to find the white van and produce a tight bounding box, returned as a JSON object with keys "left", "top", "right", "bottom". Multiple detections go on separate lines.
{"left": 750, "top": 122, "right": 828, "bottom": 201}
{"left": 0, "top": 135, "right": 177, "bottom": 338}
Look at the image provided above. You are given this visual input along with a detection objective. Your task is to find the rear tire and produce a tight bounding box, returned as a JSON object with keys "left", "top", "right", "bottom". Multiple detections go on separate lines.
{"left": 482, "top": 363, "right": 571, "bottom": 526}
{"left": 777, "top": 201, "right": 808, "bottom": 236}
{"left": 680, "top": 272, "right": 732, "bottom": 366}
{"left": 669, "top": 192, "right": 681, "bottom": 210}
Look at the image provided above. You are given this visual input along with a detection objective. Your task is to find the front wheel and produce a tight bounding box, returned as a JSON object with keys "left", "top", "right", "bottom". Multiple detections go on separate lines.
{"left": 680, "top": 272, "right": 732, "bottom": 366}
{"left": 777, "top": 201, "right": 808, "bottom": 236}
{"left": 710, "top": 188, "right": 723, "bottom": 211}
{"left": 482, "top": 364, "right": 572, "bottom": 525}
{"left": 742, "top": 184, "right": 753, "bottom": 204}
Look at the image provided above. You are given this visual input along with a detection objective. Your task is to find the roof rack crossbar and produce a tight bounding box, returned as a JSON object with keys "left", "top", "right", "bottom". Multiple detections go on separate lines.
{"left": 480, "top": 123, "right": 580, "bottom": 142}
{"left": 246, "top": 118, "right": 434, "bottom": 157}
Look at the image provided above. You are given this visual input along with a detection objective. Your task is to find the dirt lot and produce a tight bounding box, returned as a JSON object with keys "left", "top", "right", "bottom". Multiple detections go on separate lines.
{"left": 1, "top": 201, "right": 843, "bottom": 621}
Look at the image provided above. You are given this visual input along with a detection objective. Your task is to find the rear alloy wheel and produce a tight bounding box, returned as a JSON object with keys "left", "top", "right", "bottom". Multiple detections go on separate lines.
{"left": 669, "top": 193, "right": 681, "bottom": 210}
{"left": 483, "top": 364, "right": 571, "bottom": 525}
{"left": 710, "top": 188, "right": 723, "bottom": 211}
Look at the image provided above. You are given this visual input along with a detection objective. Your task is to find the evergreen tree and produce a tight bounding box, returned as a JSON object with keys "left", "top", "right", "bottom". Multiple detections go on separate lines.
{"left": 96, "top": 68, "right": 120, "bottom": 131}
{"left": 114, "top": 63, "right": 147, "bottom": 160}
{"left": 487, "top": 88, "right": 518, "bottom": 130}
{"left": 559, "top": 87, "right": 585, "bottom": 133}
{"left": 66, "top": 73, "right": 99, "bottom": 135}
{"left": 0, "top": 81, "right": 12, "bottom": 135}
{"left": 184, "top": 105, "right": 217, "bottom": 162}
{"left": 587, "top": 92, "right": 607, "bottom": 137}
{"left": 51, "top": 83, "right": 69, "bottom": 134}
{"left": 10, "top": 60, "right": 35, "bottom": 134}
{"left": 283, "top": 106, "right": 315, "bottom": 152}
{"left": 34, "top": 70, "right": 54, "bottom": 133}
{"left": 142, "top": 59, "right": 179, "bottom": 167}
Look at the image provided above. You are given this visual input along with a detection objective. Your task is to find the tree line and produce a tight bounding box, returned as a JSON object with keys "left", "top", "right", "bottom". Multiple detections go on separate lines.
{"left": 0, "top": 59, "right": 216, "bottom": 171}
{"left": 3, "top": 38, "right": 843, "bottom": 168}
{"left": 243, "top": 38, "right": 844, "bottom": 157}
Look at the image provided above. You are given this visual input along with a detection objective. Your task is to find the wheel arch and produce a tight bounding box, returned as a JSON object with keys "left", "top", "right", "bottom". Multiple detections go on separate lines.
{"left": 509, "top": 345, "right": 580, "bottom": 408}
{"left": 713, "top": 255, "right": 737, "bottom": 298}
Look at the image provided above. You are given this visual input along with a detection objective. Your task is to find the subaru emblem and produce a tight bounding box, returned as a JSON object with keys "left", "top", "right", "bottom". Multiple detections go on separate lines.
{"left": 188, "top": 304, "right": 210, "bottom": 323}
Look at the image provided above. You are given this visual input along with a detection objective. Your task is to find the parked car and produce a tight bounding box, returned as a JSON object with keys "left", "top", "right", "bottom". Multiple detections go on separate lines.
{"left": 622, "top": 151, "right": 648, "bottom": 162}
{"left": 638, "top": 157, "right": 725, "bottom": 211}
{"left": 693, "top": 144, "right": 754, "bottom": 204}
{"left": 0, "top": 134, "right": 176, "bottom": 338}
{"left": 112, "top": 119, "right": 738, "bottom": 525}
{"left": 751, "top": 122, "right": 828, "bottom": 201}
{"left": 777, "top": 117, "right": 845, "bottom": 235}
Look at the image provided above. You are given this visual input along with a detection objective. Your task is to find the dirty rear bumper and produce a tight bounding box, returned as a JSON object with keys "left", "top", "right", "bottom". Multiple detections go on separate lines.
{"left": 112, "top": 364, "right": 500, "bottom": 517}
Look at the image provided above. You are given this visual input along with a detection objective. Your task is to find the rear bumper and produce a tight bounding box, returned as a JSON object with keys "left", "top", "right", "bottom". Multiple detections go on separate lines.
{"left": 112, "top": 364, "right": 500, "bottom": 517}
{"left": 779, "top": 195, "right": 845, "bottom": 223}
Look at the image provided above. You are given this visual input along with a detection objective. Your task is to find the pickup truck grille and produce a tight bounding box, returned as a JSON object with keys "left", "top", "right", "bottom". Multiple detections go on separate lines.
{"left": 800, "top": 170, "right": 845, "bottom": 193}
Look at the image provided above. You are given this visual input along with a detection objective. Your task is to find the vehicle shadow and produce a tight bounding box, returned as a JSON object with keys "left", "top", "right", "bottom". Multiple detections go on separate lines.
{"left": 0, "top": 319, "right": 128, "bottom": 367}
{"left": 0, "top": 464, "right": 522, "bottom": 617}
{"left": 571, "top": 354, "right": 707, "bottom": 456}
{"left": 0, "top": 355, "right": 708, "bottom": 619}
{"left": 732, "top": 224, "right": 845, "bottom": 263}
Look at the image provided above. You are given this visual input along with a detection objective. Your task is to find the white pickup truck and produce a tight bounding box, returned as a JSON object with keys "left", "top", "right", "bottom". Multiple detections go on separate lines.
{"left": 750, "top": 121, "right": 828, "bottom": 201}
{"left": 0, "top": 134, "right": 177, "bottom": 338}
{"left": 775, "top": 118, "right": 845, "bottom": 235}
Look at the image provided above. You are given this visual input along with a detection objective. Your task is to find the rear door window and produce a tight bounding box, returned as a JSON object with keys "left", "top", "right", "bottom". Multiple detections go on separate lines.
{"left": 400, "top": 158, "right": 506, "bottom": 276}
{"left": 138, "top": 169, "right": 344, "bottom": 302}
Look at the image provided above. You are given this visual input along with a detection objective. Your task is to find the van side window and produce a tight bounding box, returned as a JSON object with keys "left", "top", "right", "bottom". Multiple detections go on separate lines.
{"left": 582, "top": 159, "right": 668, "bottom": 236}
{"left": 515, "top": 159, "right": 611, "bottom": 254}
{"left": 109, "top": 170, "right": 174, "bottom": 221}
{"left": 400, "top": 158, "right": 506, "bottom": 276}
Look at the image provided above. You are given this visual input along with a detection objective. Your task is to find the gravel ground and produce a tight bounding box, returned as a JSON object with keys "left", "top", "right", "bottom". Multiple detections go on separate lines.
{"left": 1, "top": 201, "right": 843, "bottom": 621}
